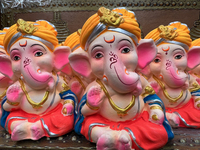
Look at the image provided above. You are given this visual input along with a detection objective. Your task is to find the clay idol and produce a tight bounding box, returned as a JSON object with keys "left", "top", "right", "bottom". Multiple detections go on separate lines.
{"left": 0, "top": 19, "right": 77, "bottom": 141}
{"left": 69, "top": 7, "right": 174, "bottom": 150}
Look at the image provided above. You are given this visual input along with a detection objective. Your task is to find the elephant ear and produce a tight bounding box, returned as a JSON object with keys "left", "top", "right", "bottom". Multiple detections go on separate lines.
{"left": 69, "top": 48, "right": 92, "bottom": 78}
{"left": 137, "top": 39, "right": 157, "bottom": 69}
{"left": 54, "top": 46, "right": 71, "bottom": 71}
{"left": 187, "top": 46, "right": 200, "bottom": 70}
{"left": 0, "top": 54, "right": 15, "bottom": 79}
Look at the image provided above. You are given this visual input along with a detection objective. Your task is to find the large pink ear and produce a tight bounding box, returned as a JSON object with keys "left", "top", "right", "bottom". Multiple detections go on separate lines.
{"left": 137, "top": 39, "right": 157, "bottom": 69}
{"left": 0, "top": 54, "right": 14, "bottom": 79}
{"left": 187, "top": 46, "right": 200, "bottom": 69}
{"left": 69, "top": 49, "right": 92, "bottom": 78}
{"left": 54, "top": 46, "right": 71, "bottom": 71}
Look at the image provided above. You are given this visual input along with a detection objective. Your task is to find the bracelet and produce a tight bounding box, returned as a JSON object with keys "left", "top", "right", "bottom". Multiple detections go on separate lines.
{"left": 150, "top": 105, "right": 163, "bottom": 111}
{"left": 195, "top": 98, "right": 200, "bottom": 102}
{"left": 86, "top": 101, "right": 99, "bottom": 110}
{"left": 63, "top": 100, "right": 74, "bottom": 107}
{"left": 6, "top": 100, "right": 19, "bottom": 106}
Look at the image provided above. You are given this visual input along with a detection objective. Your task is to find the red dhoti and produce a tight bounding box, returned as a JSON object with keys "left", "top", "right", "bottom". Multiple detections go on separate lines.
{"left": 166, "top": 98, "right": 200, "bottom": 128}
{"left": 81, "top": 111, "right": 168, "bottom": 150}
{"left": 6, "top": 103, "right": 74, "bottom": 137}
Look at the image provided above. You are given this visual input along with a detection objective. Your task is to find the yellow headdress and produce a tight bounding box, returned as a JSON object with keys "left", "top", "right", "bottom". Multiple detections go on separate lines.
{"left": 63, "top": 29, "right": 81, "bottom": 52}
{"left": 80, "top": 7, "right": 141, "bottom": 51}
{"left": 3, "top": 19, "right": 58, "bottom": 54}
{"left": 145, "top": 21, "right": 192, "bottom": 51}
{"left": 0, "top": 28, "right": 9, "bottom": 51}
{"left": 191, "top": 38, "right": 200, "bottom": 47}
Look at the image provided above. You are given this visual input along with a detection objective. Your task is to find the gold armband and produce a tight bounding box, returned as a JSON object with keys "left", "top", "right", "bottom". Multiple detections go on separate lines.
{"left": 6, "top": 100, "right": 19, "bottom": 106}
{"left": 63, "top": 100, "right": 75, "bottom": 107}
{"left": 150, "top": 105, "right": 163, "bottom": 111}
{"left": 86, "top": 101, "right": 99, "bottom": 110}
{"left": 61, "top": 83, "right": 70, "bottom": 93}
{"left": 189, "top": 82, "right": 200, "bottom": 92}
{"left": 141, "top": 86, "right": 156, "bottom": 98}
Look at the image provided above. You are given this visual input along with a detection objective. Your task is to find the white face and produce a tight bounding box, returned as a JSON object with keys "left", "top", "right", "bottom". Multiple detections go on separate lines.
{"left": 10, "top": 38, "right": 54, "bottom": 88}
{"left": 88, "top": 31, "right": 138, "bottom": 79}
{"left": 150, "top": 43, "right": 187, "bottom": 77}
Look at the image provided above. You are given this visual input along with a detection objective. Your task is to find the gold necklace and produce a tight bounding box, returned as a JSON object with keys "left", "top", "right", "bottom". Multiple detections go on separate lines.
{"left": 153, "top": 75, "right": 183, "bottom": 103}
{"left": 96, "top": 79, "right": 135, "bottom": 117}
{"left": 0, "top": 88, "right": 7, "bottom": 99}
{"left": 18, "top": 79, "right": 49, "bottom": 109}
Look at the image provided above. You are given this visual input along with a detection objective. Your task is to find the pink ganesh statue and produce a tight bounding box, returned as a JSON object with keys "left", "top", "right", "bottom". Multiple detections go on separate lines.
{"left": 0, "top": 19, "right": 77, "bottom": 141}
{"left": 143, "top": 22, "right": 200, "bottom": 128}
{"left": 70, "top": 7, "right": 174, "bottom": 150}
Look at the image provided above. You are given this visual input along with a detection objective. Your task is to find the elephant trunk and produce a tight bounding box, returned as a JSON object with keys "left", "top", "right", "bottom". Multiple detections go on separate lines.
{"left": 23, "top": 66, "right": 54, "bottom": 90}
{"left": 104, "top": 57, "right": 141, "bottom": 94}
{"left": 162, "top": 60, "right": 187, "bottom": 88}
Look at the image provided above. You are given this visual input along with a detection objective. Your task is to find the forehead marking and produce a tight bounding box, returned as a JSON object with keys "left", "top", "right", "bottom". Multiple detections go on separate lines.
{"left": 104, "top": 35, "right": 115, "bottom": 43}
{"left": 162, "top": 46, "right": 170, "bottom": 52}
{"left": 19, "top": 40, "right": 27, "bottom": 47}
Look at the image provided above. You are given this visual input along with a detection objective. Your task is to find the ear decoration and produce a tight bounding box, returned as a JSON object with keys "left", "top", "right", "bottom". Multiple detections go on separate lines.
{"left": 0, "top": 54, "right": 14, "bottom": 79}
{"left": 69, "top": 48, "right": 92, "bottom": 78}
{"left": 137, "top": 39, "right": 157, "bottom": 69}
{"left": 54, "top": 46, "right": 71, "bottom": 71}
{"left": 187, "top": 46, "right": 200, "bottom": 70}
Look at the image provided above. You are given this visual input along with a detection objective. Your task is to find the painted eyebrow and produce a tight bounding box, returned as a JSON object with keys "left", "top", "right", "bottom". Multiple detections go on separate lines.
{"left": 10, "top": 48, "right": 20, "bottom": 53}
{"left": 0, "top": 51, "right": 5, "bottom": 54}
{"left": 91, "top": 45, "right": 103, "bottom": 51}
{"left": 118, "top": 39, "right": 133, "bottom": 47}
{"left": 30, "top": 44, "right": 47, "bottom": 51}
{"left": 172, "top": 48, "right": 185, "bottom": 53}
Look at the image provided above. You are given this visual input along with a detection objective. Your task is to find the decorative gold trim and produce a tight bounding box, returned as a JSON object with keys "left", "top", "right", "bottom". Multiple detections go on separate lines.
{"left": 74, "top": 75, "right": 86, "bottom": 90}
{"left": 17, "top": 19, "right": 38, "bottom": 34}
{"left": 61, "top": 83, "right": 70, "bottom": 93}
{"left": 0, "top": 89, "right": 7, "bottom": 99}
{"left": 86, "top": 100, "right": 99, "bottom": 110}
{"left": 18, "top": 79, "right": 49, "bottom": 109}
{"left": 98, "top": 7, "right": 124, "bottom": 27}
{"left": 6, "top": 100, "right": 19, "bottom": 106}
{"left": 150, "top": 105, "right": 163, "bottom": 111}
{"left": 194, "top": 73, "right": 200, "bottom": 78}
{"left": 141, "top": 86, "right": 156, "bottom": 98}
{"left": 158, "top": 25, "right": 178, "bottom": 40}
{"left": 153, "top": 75, "right": 183, "bottom": 103}
{"left": 189, "top": 82, "right": 200, "bottom": 92}
{"left": 197, "top": 103, "right": 200, "bottom": 108}
{"left": 195, "top": 98, "right": 200, "bottom": 102}
{"left": 96, "top": 78, "right": 135, "bottom": 117}
{"left": 63, "top": 100, "right": 75, "bottom": 107}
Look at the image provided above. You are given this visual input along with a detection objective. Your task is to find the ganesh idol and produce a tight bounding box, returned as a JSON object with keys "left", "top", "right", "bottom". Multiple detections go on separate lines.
{"left": 0, "top": 19, "right": 77, "bottom": 141}
{"left": 69, "top": 7, "right": 174, "bottom": 150}
{"left": 143, "top": 22, "right": 200, "bottom": 128}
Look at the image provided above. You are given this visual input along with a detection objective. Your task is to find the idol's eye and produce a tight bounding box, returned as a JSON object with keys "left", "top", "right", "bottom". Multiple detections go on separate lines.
{"left": 35, "top": 52, "right": 43, "bottom": 57}
{"left": 121, "top": 48, "right": 130, "bottom": 53}
{"left": 175, "top": 55, "right": 182, "bottom": 59}
{"left": 95, "top": 53, "right": 103, "bottom": 59}
{"left": 154, "top": 58, "right": 161, "bottom": 63}
{"left": 13, "top": 56, "right": 20, "bottom": 61}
